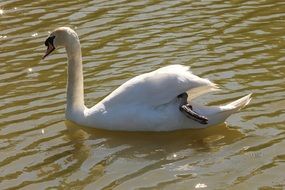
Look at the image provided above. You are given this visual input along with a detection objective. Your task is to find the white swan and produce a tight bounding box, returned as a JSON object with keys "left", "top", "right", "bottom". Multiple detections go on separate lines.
{"left": 43, "top": 27, "right": 252, "bottom": 131}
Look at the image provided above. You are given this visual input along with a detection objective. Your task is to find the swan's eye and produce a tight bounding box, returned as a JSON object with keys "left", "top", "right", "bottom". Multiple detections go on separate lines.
{"left": 45, "top": 36, "right": 55, "bottom": 47}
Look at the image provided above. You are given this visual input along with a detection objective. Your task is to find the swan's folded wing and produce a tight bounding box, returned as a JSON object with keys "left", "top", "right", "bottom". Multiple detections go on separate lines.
{"left": 101, "top": 65, "right": 217, "bottom": 107}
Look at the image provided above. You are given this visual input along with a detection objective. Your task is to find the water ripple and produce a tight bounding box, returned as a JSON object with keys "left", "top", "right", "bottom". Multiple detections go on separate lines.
{"left": 0, "top": 0, "right": 285, "bottom": 189}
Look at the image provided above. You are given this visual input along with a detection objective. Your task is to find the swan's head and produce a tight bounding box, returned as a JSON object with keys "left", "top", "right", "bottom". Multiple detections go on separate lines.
{"left": 43, "top": 27, "right": 79, "bottom": 59}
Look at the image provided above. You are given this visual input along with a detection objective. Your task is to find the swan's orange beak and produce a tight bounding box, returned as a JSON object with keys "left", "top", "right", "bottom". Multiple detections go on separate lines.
{"left": 42, "top": 36, "right": 56, "bottom": 60}
{"left": 42, "top": 43, "right": 55, "bottom": 59}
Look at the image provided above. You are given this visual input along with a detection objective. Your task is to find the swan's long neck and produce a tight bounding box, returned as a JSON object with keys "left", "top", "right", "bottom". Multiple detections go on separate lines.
{"left": 65, "top": 38, "right": 85, "bottom": 117}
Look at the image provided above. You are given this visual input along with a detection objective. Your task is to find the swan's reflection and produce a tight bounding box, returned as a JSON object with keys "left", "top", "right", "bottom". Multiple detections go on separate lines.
{"left": 65, "top": 121, "right": 244, "bottom": 160}
{"left": 61, "top": 121, "right": 244, "bottom": 187}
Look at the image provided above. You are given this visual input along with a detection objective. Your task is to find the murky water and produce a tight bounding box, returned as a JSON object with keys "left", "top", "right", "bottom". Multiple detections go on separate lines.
{"left": 1, "top": 0, "right": 285, "bottom": 189}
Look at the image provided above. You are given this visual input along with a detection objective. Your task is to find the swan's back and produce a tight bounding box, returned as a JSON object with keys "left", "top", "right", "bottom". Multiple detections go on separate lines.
{"left": 99, "top": 65, "right": 216, "bottom": 108}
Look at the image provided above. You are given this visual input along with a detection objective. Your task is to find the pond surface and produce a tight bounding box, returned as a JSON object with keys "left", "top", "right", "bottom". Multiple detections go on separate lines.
{"left": 0, "top": 0, "right": 285, "bottom": 189}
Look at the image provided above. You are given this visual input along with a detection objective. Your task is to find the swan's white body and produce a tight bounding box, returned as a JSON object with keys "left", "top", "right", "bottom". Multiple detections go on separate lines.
{"left": 45, "top": 27, "right": 252, "bottom": 131}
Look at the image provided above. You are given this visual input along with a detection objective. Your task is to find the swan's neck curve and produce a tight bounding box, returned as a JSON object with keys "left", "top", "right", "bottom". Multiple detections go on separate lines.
{"left": 65, "top": 38, "right": 85, "bottom": 119}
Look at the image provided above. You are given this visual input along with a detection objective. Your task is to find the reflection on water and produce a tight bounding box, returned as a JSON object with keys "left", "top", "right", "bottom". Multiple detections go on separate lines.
{"left": 0, "top": 0, "right": 285, "bottom": 189}
{"left": 64, "top": 122, "right": 244, "bottom": 190}
{"left": 66, "top": 121, "right": 244, "bottom": 161}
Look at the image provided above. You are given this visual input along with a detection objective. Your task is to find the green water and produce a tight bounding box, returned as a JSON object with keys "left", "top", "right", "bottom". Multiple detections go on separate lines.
{"left": 0, "top": 0, "right": 284, "bottom": 189}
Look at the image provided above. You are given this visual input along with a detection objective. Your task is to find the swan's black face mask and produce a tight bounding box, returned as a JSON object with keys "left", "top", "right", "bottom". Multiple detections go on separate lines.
{"left": 43, "top": 36, "right": 55, "bottom": 59}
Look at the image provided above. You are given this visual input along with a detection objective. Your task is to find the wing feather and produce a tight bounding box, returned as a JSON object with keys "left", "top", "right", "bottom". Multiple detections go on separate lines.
{"left": 101, "top": 65, "right": 217, "bottom": 107}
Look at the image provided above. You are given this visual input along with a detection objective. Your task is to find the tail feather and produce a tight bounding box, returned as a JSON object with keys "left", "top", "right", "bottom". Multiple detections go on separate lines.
{"left": 221, "top": 93, "right": 252, "bottom": 112}
{"left": 189, "top": 93, "right": 252, "bottom": 127}
{"left": 205, "top": 93, "right": 252, "bottom": 126}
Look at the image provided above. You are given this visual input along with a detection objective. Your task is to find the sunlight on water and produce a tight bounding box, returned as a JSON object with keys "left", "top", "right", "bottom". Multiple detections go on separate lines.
{"left": 195, "top": 183, "right": 208, "bottom": 189}
{"left": 31, "top": 33, "right": 38, "bottom": 37}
